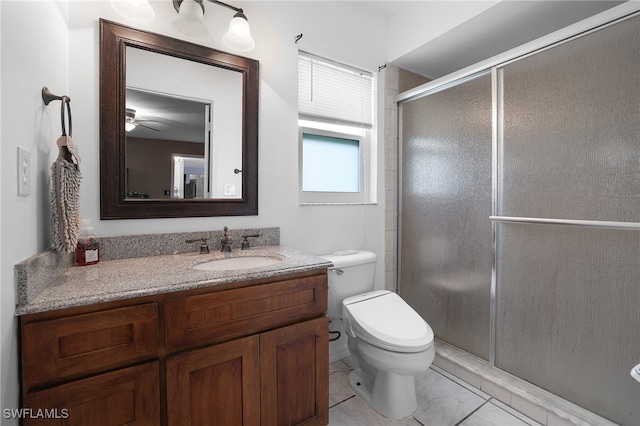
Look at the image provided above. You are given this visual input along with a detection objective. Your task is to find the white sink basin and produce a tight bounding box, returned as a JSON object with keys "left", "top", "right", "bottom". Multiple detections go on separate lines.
{"left": 193, "top": 256, "right": 283, "bottom": 271}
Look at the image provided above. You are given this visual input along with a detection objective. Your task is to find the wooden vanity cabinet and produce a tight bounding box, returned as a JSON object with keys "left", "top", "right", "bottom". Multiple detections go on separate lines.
{"left": 166, "top": 317, "right": 328, "bottom": 426}
{"left": 20, "top": 269, "right": 329, "bottom": 426}
{"left": 164, "top": 272, "right": 329, "bottom": 426}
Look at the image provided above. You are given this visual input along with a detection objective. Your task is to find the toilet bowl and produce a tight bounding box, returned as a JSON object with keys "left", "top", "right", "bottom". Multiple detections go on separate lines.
{"left": 320, "top": 250, "right": 435, "bottom": 420}
{"left": 343, "top": 290, "right": 434, "bottom": 419}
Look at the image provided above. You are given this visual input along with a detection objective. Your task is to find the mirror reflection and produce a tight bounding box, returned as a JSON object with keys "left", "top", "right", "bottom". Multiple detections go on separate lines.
{"left": 172, "top": 155, "right": 205, "bottom": 198}
{"left": 125, "top": 46, "right": 243, "bottom": 200}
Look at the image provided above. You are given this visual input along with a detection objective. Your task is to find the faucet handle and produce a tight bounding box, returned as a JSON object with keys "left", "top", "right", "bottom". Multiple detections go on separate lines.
{"left": 186, "top": 237, "right": 210, "bottom": 254}
{"left": 240, "top": 233, "right": 260, "bottom": 250}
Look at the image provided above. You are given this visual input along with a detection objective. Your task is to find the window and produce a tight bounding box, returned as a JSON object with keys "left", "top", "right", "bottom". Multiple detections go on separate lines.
{"left": 298, "top": 51, "right": 375, "bottom": 204}
{"left": 299, "top": 125, "right": 369, "bottom": 203}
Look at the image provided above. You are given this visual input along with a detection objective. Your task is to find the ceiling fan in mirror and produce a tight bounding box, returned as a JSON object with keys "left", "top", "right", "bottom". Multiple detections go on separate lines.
{"left": 125, "top": 108, "right": 159, "bottom": 132}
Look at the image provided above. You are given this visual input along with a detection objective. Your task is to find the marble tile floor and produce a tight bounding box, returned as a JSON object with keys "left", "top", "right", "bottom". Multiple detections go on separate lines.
{"left": 329, "top": 358, "right": 542, "bottom": 426}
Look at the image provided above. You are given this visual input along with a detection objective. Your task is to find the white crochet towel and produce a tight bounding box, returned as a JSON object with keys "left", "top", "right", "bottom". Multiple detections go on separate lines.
{"left": 51, "top": 135, "right": 81, "bottom": 253}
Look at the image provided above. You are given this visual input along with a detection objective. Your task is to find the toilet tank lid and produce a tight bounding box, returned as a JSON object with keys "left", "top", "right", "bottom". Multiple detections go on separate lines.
{"left": 319, "top": 250, "right": 377, "bottom": 269}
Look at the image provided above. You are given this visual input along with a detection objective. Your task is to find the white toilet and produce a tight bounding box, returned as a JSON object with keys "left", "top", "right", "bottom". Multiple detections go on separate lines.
{"left": 320, "top": 250, "right": 435, "bottom": 420}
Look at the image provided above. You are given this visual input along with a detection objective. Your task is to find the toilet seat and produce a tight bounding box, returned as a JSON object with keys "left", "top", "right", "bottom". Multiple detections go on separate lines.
{"left": 343, "top": 291, "right": 434, "bottom": 353}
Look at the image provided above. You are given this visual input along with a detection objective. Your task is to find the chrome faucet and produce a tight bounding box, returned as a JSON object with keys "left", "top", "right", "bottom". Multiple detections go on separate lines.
{"left": 220, "top": 226, "right": 232, "bottom": 252}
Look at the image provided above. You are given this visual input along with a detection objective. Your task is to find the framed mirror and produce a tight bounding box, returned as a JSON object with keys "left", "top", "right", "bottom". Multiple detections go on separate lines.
{"left": 100, "top": 19, "right": 259, "bottom": 219}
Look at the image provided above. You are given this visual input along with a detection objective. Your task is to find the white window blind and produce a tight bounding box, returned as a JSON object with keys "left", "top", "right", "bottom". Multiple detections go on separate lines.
{"left": 298, "top": 51, "right": 373, "bottom": 128}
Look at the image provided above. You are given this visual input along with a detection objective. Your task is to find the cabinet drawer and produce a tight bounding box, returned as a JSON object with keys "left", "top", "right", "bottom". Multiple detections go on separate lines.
{"left": 22, "top": 303, "right": 158, "bottom": 390}
{"left": 24, "top": 361, "right": 160, "bottom": 426}
{"left": 165, "top": 274, "right": 327, "bottom": 352}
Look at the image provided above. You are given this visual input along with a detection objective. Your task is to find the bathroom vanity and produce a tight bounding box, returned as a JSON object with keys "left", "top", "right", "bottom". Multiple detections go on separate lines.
{"left": 16, "top": 243, "right": 330, "bottom": 425}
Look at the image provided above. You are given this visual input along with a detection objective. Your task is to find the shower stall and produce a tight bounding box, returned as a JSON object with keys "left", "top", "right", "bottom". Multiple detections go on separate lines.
{"left": 397, "top": 10, "right": 640, "bottom": 426}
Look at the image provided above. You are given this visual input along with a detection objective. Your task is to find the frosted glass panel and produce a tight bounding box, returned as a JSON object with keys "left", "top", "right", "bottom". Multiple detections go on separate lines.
{"left": 301, "top": 133, "right": 360, "bottom": 192}
{"left": 495, "top": 222, "right": 640, "bottom": 425}
{"left": 399, "top": 73, "right": 492, "bottom": 360}
{"left": 398, "top": 12, "right": 640, "bottom": 426}
{"left": 498, "top": 16, "right": 640, "bottom": 222}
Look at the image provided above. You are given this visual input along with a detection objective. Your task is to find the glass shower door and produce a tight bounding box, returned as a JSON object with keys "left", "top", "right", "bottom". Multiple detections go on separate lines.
{"left": 494, "top": 14, "right": 640, "bottom": 425}
{"left": 399, "top": 72, "right": 493, "bottom": 361}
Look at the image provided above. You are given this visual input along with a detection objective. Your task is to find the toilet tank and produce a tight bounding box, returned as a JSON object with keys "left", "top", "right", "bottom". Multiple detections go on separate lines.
{"left": 319, "top": 250, "right": 377, "bottom": 319}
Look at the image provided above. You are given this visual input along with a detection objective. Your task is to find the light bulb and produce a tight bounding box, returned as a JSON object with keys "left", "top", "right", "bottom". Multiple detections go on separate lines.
{"left": 110, "top": 0, "right": 155, "bottom": 22}
{"left": 223, "top": 13, "right": 255, "bottom": 52}
{"left": 173, "top": 0, "right": 209, "bottom": 38}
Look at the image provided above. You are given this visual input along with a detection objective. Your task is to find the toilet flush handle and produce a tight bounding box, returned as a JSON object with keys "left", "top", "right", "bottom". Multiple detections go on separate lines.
{"left": 632, "top": 364, "right": 640, "bottom": 383}
{"left": 332, "top": 269, "right": 344, "bottom": 275}
{"left": 344, "top": 319, "right": 356, "bottom": 338}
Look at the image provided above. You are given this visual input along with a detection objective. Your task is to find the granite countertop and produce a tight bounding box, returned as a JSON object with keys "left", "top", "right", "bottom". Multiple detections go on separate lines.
{"left": 16, "top": 245, "right": 332, "bottom": 316}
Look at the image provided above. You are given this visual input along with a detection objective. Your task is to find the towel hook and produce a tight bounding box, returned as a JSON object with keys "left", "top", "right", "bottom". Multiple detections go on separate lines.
{"left": 42, "top": 86, "right": 71, "bottom": 105}
{"left": 42, "top": 87, "right": 72, "bottom": 137}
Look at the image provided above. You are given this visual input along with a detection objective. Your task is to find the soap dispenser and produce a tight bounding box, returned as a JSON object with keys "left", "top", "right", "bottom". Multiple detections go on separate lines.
{"left": 75, "top": 219, "right": 100, "bottom": 266}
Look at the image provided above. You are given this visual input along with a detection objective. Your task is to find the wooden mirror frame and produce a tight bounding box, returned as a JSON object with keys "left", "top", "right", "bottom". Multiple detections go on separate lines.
{"left": 100, "top": 19, "right": 259, "bottom": 219}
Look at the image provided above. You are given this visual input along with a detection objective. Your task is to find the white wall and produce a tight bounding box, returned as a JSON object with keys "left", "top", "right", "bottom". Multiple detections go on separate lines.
{"left": 0, "top": 0, "right": 3, "bottom": 415}
{"left": 1, "top": 0, "right": 390, "bottom": 414}
{"left": 64, "top": 0, "right": 388, "bottom": 253}
{"left": 1, "top": 0, "right": 69, "bottom": 421}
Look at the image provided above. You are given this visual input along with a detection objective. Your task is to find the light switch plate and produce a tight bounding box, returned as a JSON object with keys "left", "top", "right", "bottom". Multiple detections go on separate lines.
{"left": 17, "top": 147, "right": 30, "bottom": 196}
{"left": 224, "top": 184, "right": 236, "bottom": 196}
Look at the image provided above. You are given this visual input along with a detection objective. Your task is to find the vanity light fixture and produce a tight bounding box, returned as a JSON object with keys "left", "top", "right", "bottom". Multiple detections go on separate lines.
{"left": 172, "top": 0, "right": 256, "bottom": 52}
{"left": 110, "top": 0, "right": 155, "bottom": 22}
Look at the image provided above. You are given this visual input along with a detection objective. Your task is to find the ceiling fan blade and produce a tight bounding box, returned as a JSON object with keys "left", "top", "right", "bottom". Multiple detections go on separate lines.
{"left": 137, "top": 123, "right": 160, "bottom": 131}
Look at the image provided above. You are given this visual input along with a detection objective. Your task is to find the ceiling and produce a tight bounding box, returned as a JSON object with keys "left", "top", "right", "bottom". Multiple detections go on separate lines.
{"left": 124, "top": 1, "right": 627, "bottom": 141}
{"left": 389, "top": 1, "right": 626, "bottom": 79}
{"left": 126, "top": 88, "right": 208, "bottom": 142}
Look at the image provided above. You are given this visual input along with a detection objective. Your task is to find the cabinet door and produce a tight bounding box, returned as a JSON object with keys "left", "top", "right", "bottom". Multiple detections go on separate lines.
{"left": 260, "top": 317, "right": 329, "bottom": 426}
{"left": 166, "top": 335, "right": 260, "bottom": 426}
{"left": 23, "top": 361, "right": 159, "bottom": 426}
